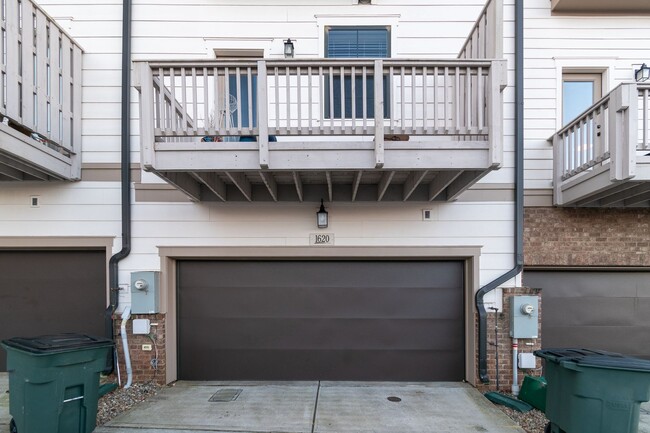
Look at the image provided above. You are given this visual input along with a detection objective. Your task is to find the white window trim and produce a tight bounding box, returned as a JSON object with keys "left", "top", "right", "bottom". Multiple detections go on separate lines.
{"left": 553, "top": 57, "right": 616, "bottom": 130}
{"left": 203, "top": 37, "right": 274, "bottom": 59}
{"left": 315, "top": 14, "right": 400, "bottom": 58}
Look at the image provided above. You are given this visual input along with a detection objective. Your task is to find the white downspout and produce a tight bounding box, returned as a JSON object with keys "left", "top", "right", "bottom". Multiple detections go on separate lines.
{"left": 121, "top": 306, "right": 133, "bottom": 389}
{"left": 512, "top": 338, "right": 519, "bottom": 396}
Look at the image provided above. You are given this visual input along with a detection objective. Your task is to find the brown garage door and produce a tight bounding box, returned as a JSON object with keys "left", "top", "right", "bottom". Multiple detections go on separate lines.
{"left": 524, "top": 271, "right": 650, "bottom": 359}
{"left": 178, "top": 260, "right": 465, "bottom": 381}
{"left": 0, "top": 250, "right": 107, "bottom": 371}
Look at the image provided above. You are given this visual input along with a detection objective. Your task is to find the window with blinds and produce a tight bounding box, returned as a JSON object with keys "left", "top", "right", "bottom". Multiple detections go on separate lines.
{"left": 325, "top": 27, "right": 389, "bottom": 59}
{"left": 324, "top": 27, "right": 390, "bottom": 119}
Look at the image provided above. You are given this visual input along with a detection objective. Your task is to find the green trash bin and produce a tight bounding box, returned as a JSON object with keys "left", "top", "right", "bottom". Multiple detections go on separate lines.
{"left": 1, "top": 334, "right": 114, "bottom": 433}
{"left": 535, "top": 348, "right": 650, "bottom": 433}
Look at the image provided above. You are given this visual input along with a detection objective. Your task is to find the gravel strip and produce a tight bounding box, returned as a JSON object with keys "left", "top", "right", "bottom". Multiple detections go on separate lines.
{"left": 486, "top": 392, "right": 549, "bottom": 433}
{"left": 96, "top": 382, "right": 160, "bottom": 426}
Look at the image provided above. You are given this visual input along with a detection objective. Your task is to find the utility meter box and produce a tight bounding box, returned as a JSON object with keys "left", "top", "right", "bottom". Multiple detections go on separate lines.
{"left": 130, "top": 271, "right": 160, "bottom": 314}
{"left": 510, "top": 296, "right": 538, "bottom": 339}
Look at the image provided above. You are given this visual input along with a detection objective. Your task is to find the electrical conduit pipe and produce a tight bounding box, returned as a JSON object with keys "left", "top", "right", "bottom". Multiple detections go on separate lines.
{"left": 120, "top": 306, "right": 133, "bottom": 389}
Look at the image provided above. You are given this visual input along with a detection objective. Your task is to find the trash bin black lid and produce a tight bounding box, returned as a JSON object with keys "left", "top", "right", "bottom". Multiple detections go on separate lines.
{"left": 574, "top": 355, "right": 650, "bottom": 372}
{"left": 2, "top": 333, "right": 113, "bottom": 354}
{"left": 534, "top": 348, "right": 618, "bottom": 363}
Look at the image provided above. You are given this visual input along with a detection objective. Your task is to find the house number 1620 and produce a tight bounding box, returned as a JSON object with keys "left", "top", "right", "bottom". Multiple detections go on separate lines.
{"left": 314, "top": 234, "right": 330, "bottom": 244}
{"left": 310, "top": 233, "right": 335, "bottom": 246}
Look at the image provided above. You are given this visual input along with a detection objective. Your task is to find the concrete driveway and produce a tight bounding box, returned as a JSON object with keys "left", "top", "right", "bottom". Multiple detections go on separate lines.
{"left": 3, "top": 374, "right": 650, "bottom": 433}
{"left": 93, "top": 381, "right": 524, "bottom": 433}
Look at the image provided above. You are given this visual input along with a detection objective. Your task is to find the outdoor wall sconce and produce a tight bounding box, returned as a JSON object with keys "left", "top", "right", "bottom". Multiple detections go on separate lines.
{"left": 317, "top": 199, "right": 329, "bottom": 229}
{"left": 635, "top": 63, "right": 650, "bottom": 82}
{"left": 284, "top": 39, "right": 295, "bottom": 58}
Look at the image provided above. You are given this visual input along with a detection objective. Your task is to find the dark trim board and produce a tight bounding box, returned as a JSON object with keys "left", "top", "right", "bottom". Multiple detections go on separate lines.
{"left": 177, "top": 259, "right": 465, "bottom": 381}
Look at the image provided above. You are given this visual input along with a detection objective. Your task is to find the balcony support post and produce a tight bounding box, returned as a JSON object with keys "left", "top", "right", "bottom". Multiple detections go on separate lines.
{"left": 552, "top": 133, "right": 564, "bottom": 206}
{"left": 137, "top": 63, "right": 156, "bottom": 170}
{"left": 487, "top": 60, "right": 507, "bottom": 168}
{"left": 257, "top": 61, "right": 270, "bottom": 169}
{"left": 374, "top": 60, "right": 385, "bottom": 169}
{"left": 609, "top": 84, "right": 638, "bottom": 181}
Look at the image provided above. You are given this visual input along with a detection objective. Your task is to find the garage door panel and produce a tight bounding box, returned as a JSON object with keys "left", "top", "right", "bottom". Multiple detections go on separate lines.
{"left": 183, "top": 286, "right": 461, "bottom": 320}
{"left": 179, "top": 261, "right": 464, "bottom": 290}
{"left": 542, "top": 297, "right": 637, "bottom": 327}
{"left": 0, "top": 250, "right": 106, "bottom": 372}
{"left": 186, "top": 318, "right": 463, "bottom": 351}
{"left": 178, "top": 260, "right": 464, "bottom": 381}
{"left": 544, "top": 326, "right": 650, "bottom": 358}
{"left": 180, "top": 349, "right": 465, "bottom": 381}
{"left": 526, "top": 272, "right": 642, "bottom": 298}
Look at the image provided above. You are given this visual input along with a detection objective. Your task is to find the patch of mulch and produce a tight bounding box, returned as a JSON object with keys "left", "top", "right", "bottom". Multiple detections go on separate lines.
{"left": 96, "top": 382, "right": 160, "bottom": 426}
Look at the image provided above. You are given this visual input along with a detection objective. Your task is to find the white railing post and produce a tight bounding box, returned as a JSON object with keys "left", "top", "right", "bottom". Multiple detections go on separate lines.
{"left": 374, "top": 59, "right": 384, "bottom": 169}
{"left": 487, "top": 60, "right": 506, "bottom": 168}
{"left": 5, "top": 0, "right": 20, "bottom": 121}
{"left": 136, "top": 62, "right": 155, "bottom": 170}
{"left": 609, "top": 84, "right": 638, "bottom": 181}
{"left": 552, "top": 133, "right": 565, "bottom": 206}
{"left": 257, "top": 60, "right": 269, "bottom": 169}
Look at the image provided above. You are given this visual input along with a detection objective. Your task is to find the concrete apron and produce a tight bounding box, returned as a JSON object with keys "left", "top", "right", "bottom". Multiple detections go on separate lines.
{"left": 94, "top": 381, "right": 525, "bottom": 433}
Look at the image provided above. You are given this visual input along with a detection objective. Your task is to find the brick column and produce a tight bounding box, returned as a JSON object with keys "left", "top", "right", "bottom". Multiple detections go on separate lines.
{"left": 476, "top": 287, "right": 542, "bottom": 392}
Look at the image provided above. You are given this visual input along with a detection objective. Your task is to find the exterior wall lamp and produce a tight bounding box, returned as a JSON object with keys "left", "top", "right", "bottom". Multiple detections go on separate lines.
{"left": 635, "top": 63, "right": 650, "bottom": 82}
{"left": 317, "top": 199, "right": 329, "bottom": 229}
{"left": 284, "top": 39, "right": 295, "bottom": 58}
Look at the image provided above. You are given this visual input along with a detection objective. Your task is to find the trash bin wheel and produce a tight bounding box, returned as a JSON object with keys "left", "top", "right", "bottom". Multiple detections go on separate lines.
{"left": 10, "top": 418, "right": 17, "bottom": 433}
{"left": 545, "top": 422, "right": 567, "bottom": 433}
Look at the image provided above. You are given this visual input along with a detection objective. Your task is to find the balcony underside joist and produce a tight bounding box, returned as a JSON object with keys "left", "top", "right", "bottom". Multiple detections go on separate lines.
{"left": 559, "top": 160, "right": 650, "bottom": 208}
{"left": 151, "top": 140, "right": 491, "bottom": 172}
{"left": 0, "top": 123, "right": 77, "bottom": 181}
{"left": 151, "top": 168, "right": 491, "bottom": 203}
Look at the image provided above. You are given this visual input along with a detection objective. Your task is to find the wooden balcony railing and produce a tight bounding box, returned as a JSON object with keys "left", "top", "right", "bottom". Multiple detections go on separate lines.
{"left": 458, "top": 0, "right": 503, "bottom": 60}
{"left": 0, "top": 0, "right": 82, "bottom": 177}
{"left": 136, "top": 58, "right": 506, "bottom": 170}
{"left": 552, "top": 83, "right": 650, "bottom": 206}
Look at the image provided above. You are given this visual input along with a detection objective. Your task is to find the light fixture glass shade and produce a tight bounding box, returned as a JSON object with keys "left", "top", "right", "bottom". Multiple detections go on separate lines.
{"left": 636, "top": 63, "right": 650, "bottom": 82}
{"left": 284, "top": 39, "right": 295, "bottom": 58}
{"left": 317, "top": 199, "right": 328, "bottom": 228}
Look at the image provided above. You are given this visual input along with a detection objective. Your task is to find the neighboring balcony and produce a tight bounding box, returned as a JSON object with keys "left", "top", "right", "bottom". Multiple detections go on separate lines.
{"left": 0, "top": 0, "right": 83, "bottom": 181}
{"left": 551, "top": 0, "right": 650, "bottom": 13}
{"left": 135, "top": 58, "right": 507, "bottom": 202}
{"left": 552, "top": 83, "right": 650, "bottom": 207}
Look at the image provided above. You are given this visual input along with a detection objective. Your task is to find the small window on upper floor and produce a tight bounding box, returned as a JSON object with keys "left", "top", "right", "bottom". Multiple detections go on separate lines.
{"left": 325, "top": 27, "right": 390, "bottom": 58}
{"left": 324, "top": 27, "right": 390, "bottom": 119}
{"left": 562, "top": 73, "right": 602, "bottom": 126}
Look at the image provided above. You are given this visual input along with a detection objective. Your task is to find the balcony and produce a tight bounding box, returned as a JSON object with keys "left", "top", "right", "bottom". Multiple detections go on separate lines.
{"left": 551, "top": 0, "right": 650, "bottom": 13}
{"left": 0, "top": 0, "right": 83, "bottom": 181}
{"left": 135, "top": 58, "right": 506, "bottom": 202}
{"left": 552, "top": 83, "right": 650, "bottom": 207}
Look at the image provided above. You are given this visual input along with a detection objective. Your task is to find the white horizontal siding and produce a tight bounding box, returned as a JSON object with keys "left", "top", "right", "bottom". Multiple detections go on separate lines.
{"left": 0, "top": 0, "right": 518, "bottom": 305}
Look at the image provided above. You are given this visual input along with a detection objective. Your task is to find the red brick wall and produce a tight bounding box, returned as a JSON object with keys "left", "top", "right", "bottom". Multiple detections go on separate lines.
{"left": 114, "top": 313, "right": 166, "bottom": 385}
{"left": 475, "top": 287, "right": 543, "bottom": 392}
{"left": 524, "top": 207, "right": 650, "bottom": 267}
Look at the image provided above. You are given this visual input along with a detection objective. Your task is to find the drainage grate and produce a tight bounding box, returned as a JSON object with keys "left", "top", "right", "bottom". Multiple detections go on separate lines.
{"left": 209, "top": 388, "right": 242, "bottom": 402}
